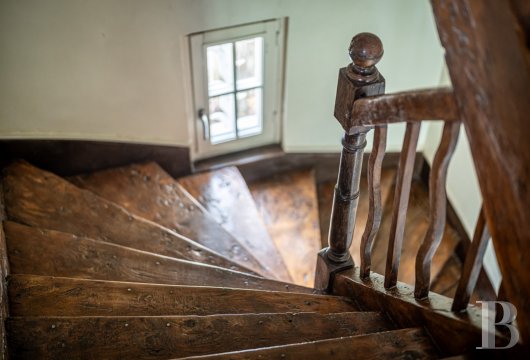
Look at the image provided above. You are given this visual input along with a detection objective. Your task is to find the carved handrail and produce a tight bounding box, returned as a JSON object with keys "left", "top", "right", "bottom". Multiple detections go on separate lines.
{"left": 316, "top": 32, "right": 497, "bottom": 318}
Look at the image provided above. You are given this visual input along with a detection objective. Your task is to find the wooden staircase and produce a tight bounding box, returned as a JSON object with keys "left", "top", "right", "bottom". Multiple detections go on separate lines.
{"left": 0, "top": 161, "right": 438, "bottom": 359}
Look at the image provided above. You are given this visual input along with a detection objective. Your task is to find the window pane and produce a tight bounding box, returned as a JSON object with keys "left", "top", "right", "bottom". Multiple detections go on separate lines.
{"left": 235, "top": 37, "right": 263, "bottom": 90}
{"left": 209, "top": 94, "right": 236, "bottom": 144}
{"left": 207, "top": 43, "right": 234, "bottom": 96}
{"left": 237, "top": 88, "right": 262, "bottom": 137}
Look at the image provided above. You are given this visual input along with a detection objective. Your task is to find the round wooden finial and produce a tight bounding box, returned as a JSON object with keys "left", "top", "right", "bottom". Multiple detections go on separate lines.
{"left": 348, "top": 33, "right": 383, "bottom": 81}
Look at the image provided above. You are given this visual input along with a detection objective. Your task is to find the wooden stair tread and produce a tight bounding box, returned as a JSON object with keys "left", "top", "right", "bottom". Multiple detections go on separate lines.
{"left": 180, "top": 327, "right": 438, "bottom": 359}
{"left": 6, "top": 312, "right": 392, "bottom": 359}
{"left": 2, "top": 161, "right": 253, "bottom": 274}
{"left": 4, "top": 221, "right": 312, "bottom": 293}
{"left": 8, "top": 274, "right": 356, "bottom": 317}
{"left": 70, "top": 162, "right": 270, "bottom": 277}
{"left": 248, "top": 168, "right": 322, "bottom": 287}
{"left": 178, "top": 166, "right": 291, "bottom": 282}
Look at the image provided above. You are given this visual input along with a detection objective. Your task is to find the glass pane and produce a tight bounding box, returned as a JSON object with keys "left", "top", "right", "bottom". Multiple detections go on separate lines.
{"left": 207, "top": 43, "right": 234, "bottom": 96}
{"left": 209, "top": 94, "right": 236, "bottom": 144}
{"left": 235, "top": 37, "right": 263, "bottom": 90}
{"left": 237, "top": 88, "right": 262, "bottom": 137}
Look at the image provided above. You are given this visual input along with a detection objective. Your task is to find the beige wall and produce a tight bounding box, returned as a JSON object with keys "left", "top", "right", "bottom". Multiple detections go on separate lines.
{"left": 0, "top": 0, "right": 444, "bottom": 156}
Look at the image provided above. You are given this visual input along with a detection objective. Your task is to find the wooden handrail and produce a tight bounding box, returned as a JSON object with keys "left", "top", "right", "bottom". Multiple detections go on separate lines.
{"left": 452, "top": 207, "right": 491, "bottom": 312}
{"left": 350, "top": 88, "right": 459, "bottom": 128}
{"left": 384, "top": 122, "right": 421, "bottom": 289}
{"left": 359, "top": 125, "right": 387, "bottom": 279}
{"left": 415, "top": 121, "right": 460, "bottom": 299}
{"left": 433, "top": 0, "right": 530, "bottom": 347}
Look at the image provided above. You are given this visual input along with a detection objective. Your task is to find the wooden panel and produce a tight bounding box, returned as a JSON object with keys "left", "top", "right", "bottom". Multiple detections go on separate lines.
{"left": 415, "top": 121, "right": 460, "bottom": 299}
{"left": 2, "top": 161, "right": 252, "bottom": 274}
{"left": 0, "top": 183, "right": 8, "bottom": 360}
{"left": 4, "top": 222, "right": 312, "bottom": 294}
{"left": 360, "top": 126, "right": 387, "bottom": 278}
{"left": 71, "top": 162, "right": 270, "bottom": 277}
{"left": 249, "top": 169, "right": 321, "bottom": 287}
{"left": 351, "top": 88, "right": 459, "bottom": 126}
{"left": 333, "top": 268, "right": 504, "bottom": 355}
{"left": 385, "top": 122, "right": 421, "bottom": 288}
{"left": 178, "top": 167, "right": 291, "bottom": 282}
{"left": 0, "top": 140, "right": 191, "bottom": 178}
{"left": 182, "top": 328, "right": 438, "bottom": 360}
{"left": 432, "top": 0, "right": 530, "bottom": 346}
{"left": 8, "top": 274, "right": 356, "bottom": 317}
{"left": 6, "top": 312, "right": 391, "bottom": 359}
{"left": 452, "top": 208, "right": 491, "bottom": 311}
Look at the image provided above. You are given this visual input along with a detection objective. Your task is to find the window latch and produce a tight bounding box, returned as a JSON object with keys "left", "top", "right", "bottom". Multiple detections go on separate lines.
{"left": 198, "top": 108, "right": 210, "bottom": 141}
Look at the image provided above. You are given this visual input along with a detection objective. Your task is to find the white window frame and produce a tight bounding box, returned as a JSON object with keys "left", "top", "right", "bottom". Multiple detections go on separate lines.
{"left": 189, "top": 19, "right": 285, "bottom": 160}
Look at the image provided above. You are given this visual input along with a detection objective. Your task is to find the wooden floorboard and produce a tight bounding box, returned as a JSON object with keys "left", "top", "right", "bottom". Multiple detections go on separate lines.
{"left": 2, "top": 161, "right": 252, "bottom": 274}
{"left": 248, "top": 169, "right": 321, "bottom": 287}
{"left": 7, "top": 312, "right": 391, "bottom": 359}
{"left": 4, "top": 221, "right": 313, "bottom": 294}
{"left": 70, "top": 162, "right": 270, "bottom": 277}
{"left": 178, "top": 166, "right": 291, "bottom": 282}
{"left": 8, "top": 274, "right": 356, "bottom": 317}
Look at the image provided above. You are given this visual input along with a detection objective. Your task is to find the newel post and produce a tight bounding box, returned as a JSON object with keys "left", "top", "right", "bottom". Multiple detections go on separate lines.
{"left": 315, "top": 33, "right": 385, "bottom": 292}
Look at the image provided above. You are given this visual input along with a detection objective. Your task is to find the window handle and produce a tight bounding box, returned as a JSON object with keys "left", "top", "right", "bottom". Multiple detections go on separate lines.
{"left": 198, "top": 108, "right": 210, "bottom": 141}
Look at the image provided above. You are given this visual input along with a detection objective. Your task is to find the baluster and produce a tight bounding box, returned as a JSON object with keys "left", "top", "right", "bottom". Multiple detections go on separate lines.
{"left": 415, "top": 121, "right": 461, "bottom": 299}
{"left": 452, "top": 207, "right": 490, "bottom": 311}
{"left": 384, "top": 122, "right": 421, "bottom": 289}
{"left": 315, "top": 33, "right": 385, "bottom": 292}
{"left": 360, "top": 125, "right": 387, "bottom": 278}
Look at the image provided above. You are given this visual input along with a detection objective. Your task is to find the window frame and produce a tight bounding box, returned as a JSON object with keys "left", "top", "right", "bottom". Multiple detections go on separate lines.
{"left": 189, "top": 19, "right": 285, "bottom": 160}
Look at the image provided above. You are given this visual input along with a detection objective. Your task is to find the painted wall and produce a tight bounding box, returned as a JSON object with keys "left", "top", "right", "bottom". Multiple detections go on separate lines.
{"left": 0, "top": 0, "right": 445, "bottom": 156}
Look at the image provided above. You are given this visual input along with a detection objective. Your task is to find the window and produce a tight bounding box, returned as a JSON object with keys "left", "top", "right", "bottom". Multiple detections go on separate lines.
{"left": 189, "top": 19, "right": 285, "bottom": 159}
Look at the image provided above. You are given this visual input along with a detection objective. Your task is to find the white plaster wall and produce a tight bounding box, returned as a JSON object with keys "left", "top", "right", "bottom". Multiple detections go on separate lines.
{"left": 0, "top": 0, "right": 444, "bottom": 155}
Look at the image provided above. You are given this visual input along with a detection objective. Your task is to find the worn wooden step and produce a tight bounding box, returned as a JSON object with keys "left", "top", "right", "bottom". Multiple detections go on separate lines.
{"left": 178, "top": 166, "right": 291, "bottom": 282}
{"left": 70, "top": 162, "right": 270, "bottom": 277}
{"left": 4, "top": 221, "right": 312, "bottom": 293}
{"left": 249, "top": 169, "right": 322, "bottom": 287}
{"left": 8, "top": 274, "right": 356, "bottom": 317}
{"left": 180, "top": 328, "right": 438, "bottom": 360}
{"left": 2, "top": 161, "right": 253, "bottom": 274}
{"left": 6, "top": 312, "right": 392, "bottom": 359}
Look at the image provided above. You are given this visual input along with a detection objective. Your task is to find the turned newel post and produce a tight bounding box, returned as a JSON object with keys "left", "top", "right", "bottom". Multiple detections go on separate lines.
{"left": 315, "top": 33, "right": 385, "bottom": 292}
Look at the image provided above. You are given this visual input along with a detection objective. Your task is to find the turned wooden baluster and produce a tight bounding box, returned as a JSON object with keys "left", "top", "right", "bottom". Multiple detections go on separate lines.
{"left": 384, "top": 122, "right": 421, "bottom": 289}
{"left": 452, "top": 207, "right": 491, "bottom": 311}
{"left": 415, "top": 121, "right": 461, "bottom": 299}
{"left": 315, "top": 33, "right": 385, "bottom": 292}
{"left": 359, "top": 125, "right": 387, "bottom": 278}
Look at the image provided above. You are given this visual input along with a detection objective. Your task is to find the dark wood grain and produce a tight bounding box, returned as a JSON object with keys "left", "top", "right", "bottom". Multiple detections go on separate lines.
{"left": 360, "top": 126, "right": 387, "bottom": 278}
{"left": 8, "top": 274, "right": 355, "bottom": 317}
{"left": 249, "top": 169, "right": 321, "bottom": 287}
{"left": 2, "top": 161, "right": 252, "bottom": 274}
{"left": 384, "top": 122, "right": 421, "bottom": 289}
{"left": 181, "top": 328, "right": 438, "bottom": 360}
{"left": 0, "top": 140, "right": 191, "bottom": 178}
{"left": 334, "top": 267, "right": 506, "bottom": 355}
{"left": 415, "top": 121, "right": 460, "bottom": 299}
{"left": 432, "top": 0, "right": 530, "bottom": 346}
{"left": 0, "top": 182, "right": 8, "bottom": 360}
{"left": 6, "top": 312, "right": 391, "bottom": 359}
{"left": 350, "top": 88, "right": 458, "bottom": 127}
{"left": 71, "top": 162, "right": 270, "bottom": 277}
{"left": 452, "top": 208, "right": 490, "bottom": 311}
{"left": 178, "top": 166, "right": 291, "bottom": 282}
{"left": 4, "top": 221, "right": 312, "bottom": 294}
